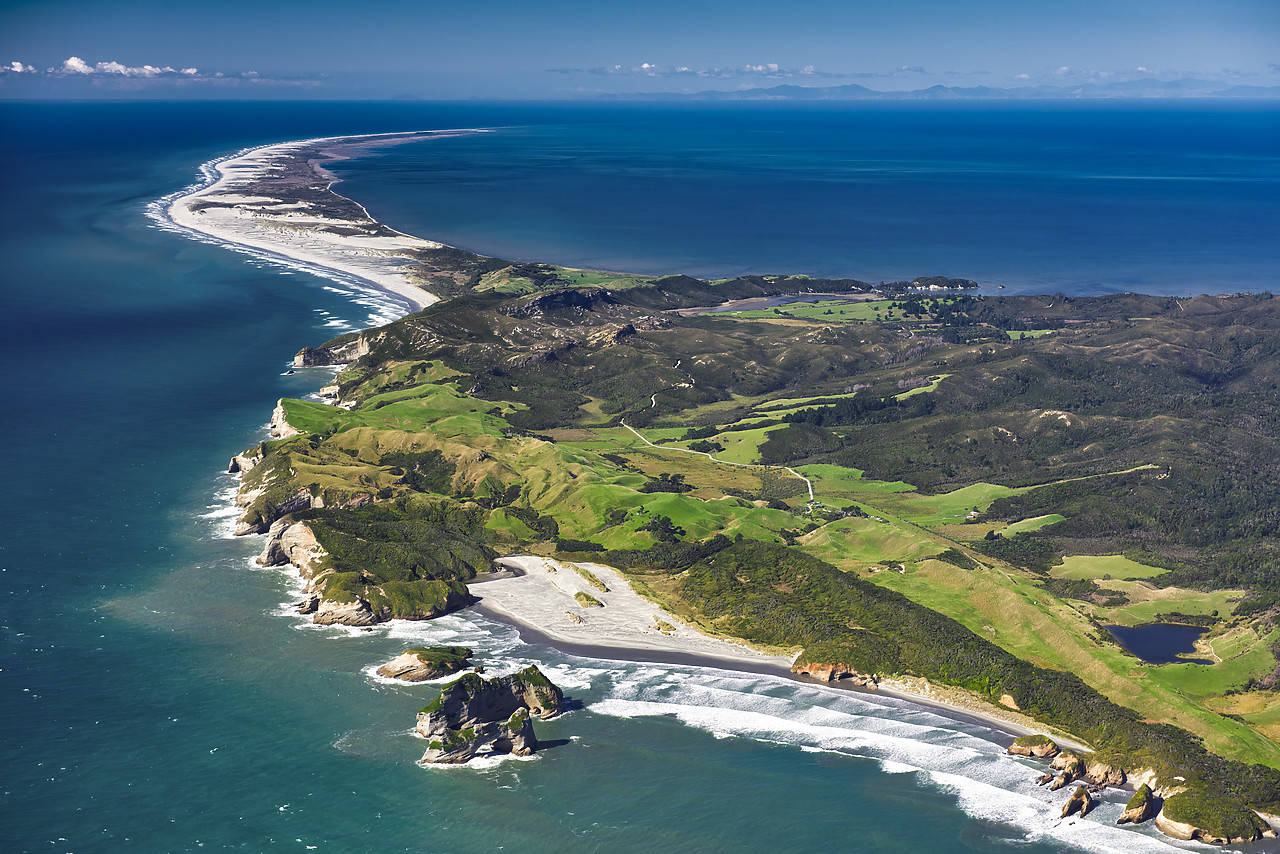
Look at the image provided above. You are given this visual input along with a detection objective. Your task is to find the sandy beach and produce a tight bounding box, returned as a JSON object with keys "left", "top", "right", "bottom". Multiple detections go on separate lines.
{"left": 472, "top": 555, "right": 1091, "bottom": 752}
{"left": 166, "top": 132, "right": 473, "bottom": 313}
{"left": 474, "top": 556, "right": 796, "bottom": 673}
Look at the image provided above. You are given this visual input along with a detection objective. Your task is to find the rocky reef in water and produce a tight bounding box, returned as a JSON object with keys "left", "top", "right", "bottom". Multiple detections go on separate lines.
{"left": 1013, "top": 738, "right": 1277, "bottom": 843}
{"left": 415, "top": 666, "right": 564, "bottom": 764}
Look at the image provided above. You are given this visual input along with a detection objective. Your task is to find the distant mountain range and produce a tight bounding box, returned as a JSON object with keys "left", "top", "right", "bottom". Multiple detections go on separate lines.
{"left": 597, "top": 78, "right": 1280, "bottom": 101}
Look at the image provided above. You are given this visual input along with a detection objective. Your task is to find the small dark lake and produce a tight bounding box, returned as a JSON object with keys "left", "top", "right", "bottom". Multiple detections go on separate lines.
{"left": 1104, "top": 623, "right": 1213, "bottom": 665}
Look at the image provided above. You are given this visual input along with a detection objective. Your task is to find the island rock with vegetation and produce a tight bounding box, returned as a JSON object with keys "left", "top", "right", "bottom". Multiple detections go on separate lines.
{"left": 220, "top": 136, "right": 1280, "bottom": 839}
{"left": 415, "top": 666, "right": 564, "bottom": 764}
{"left": 378, "top": 646, "right": 473, "bottom": 682}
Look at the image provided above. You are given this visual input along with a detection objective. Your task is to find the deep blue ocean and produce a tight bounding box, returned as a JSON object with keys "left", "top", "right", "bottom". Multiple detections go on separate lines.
{"left": 3, "top": 100, "right": 1278, "bottom": 854}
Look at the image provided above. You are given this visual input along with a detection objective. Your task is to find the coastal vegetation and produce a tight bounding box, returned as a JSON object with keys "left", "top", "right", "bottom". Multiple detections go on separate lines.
{"left": 229, "top": 214, "right": 1280, "bottom": 827}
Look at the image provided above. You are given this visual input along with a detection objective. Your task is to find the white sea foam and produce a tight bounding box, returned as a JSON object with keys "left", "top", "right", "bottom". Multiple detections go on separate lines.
{"left": 579, "top": 664, "right": 1193, "bottom": 852}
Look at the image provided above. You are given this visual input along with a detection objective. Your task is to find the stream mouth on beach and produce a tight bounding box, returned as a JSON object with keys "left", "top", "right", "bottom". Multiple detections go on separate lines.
{"left": 1103, "top": 624, "right": 1213, "bottom": 665}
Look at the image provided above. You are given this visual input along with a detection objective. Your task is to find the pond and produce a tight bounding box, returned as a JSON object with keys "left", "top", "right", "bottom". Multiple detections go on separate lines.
{"left": 1104, "top": 623, "right": 1213, "bottom": 665}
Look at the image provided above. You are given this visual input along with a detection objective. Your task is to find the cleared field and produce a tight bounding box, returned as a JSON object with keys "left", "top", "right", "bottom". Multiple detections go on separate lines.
{"left": 800, "top": 516, "right": 940, "bottom": 568}
{"left": 1006, "top": 329, "right": 1055, "bottom": 339}
{"left": 797, "top": 463, "right": 915, "bottom": 496}
{"left": 1052, "top": 554, "right": 1167, "bottom": 581}
{"left": 722, "top": 298, "right": 896, "bottom": 323}
{"left": 895, "top": 374, "right": 950, "bottom": 400}
{"left": 755, "top": 390, "right": 864, "bottom": 411}
{"left": 871, "top": 482, "right": 1023, "bottom": 525}
{"left": 707, "top": 425, "right": 787, "bottom": 464}
{"left": 1002, "top": 514, "right": 1065, "bottom": 535}
{"left": 1095, "top": 582, "right": 1244, "bottom": 627}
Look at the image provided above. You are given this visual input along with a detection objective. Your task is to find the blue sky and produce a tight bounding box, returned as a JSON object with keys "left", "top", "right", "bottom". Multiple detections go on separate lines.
{"left": 1, "top": 0, "right": 1276, "bottom": 98}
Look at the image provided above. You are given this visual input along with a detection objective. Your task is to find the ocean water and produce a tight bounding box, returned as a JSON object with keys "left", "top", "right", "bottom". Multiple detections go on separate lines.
{"left": 2, "top": 100, "right": 1277, "bottom": 854}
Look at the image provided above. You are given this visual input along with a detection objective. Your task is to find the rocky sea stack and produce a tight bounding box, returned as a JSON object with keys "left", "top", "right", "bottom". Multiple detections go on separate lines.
{"left": 378, "top": 646, "right": 473, "bottom": 682}
{"left": 1155, "top": 790, "right": 1274, "bottom": 845}
{"left": 1117, "top": 784, "right": 1158, "bottom": 826}
{"left": 1007, "top": 734, "right": 1059, "bottom": 759}
{"left": 415, "top": 665, "right": 564, "bottom": 764}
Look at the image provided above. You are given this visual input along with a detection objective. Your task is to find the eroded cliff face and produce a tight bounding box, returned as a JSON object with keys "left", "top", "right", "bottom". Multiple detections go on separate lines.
{"left": 415, "top": 666, "right": 564, "bottom": 764}
{"left": 790, "top": 661, "right": 878, "bottom": 687}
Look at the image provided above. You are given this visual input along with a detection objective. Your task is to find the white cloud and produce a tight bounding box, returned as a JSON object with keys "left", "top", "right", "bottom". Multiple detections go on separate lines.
{"left": 51, "top": 56, "right": 197, "bottom": 77}
{"left": 568, "top": 62, "right": 849, "bottom": 80}
{"left": 59, "top": 56, "right": 94, "bottom": 74}
{"left": 0, "top": 56, "right": 322, "bottom": 90}
{"left": 1015, "top": 73, "right": 1030, "bottom": 80}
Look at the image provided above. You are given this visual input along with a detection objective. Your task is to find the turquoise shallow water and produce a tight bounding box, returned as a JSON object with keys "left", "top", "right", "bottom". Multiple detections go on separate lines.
{"left": 3, "top": 101, "right": 1277, "bottom": 853}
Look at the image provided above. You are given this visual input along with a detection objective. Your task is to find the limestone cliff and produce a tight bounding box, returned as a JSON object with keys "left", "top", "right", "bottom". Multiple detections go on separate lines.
{"left": 269, "top": 399, "right": 300, "bottom": 440}
{"left": 416, "top": 666, "right": 564, "bottom": 764}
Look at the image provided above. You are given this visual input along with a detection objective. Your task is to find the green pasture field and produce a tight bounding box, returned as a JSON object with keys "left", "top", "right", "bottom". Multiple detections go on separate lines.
{"left": 797, "top": 463, "right": 915, "bottom": 497}
{"left": 1002, "top": 514, "right": 1065, "bottom": 535}
{"left": 722, "top": 298, "right": 895, "bottom": 323}
{"left": 895, "top": 374, "right": 950, "bottom": 400}
{"left": 1051, "top": 554, "right": 1167, "bottom": 581}
{"left": 869, "top": 482, "right": 1023, "bottom": 525}
{"left": 1094, "top": 583, "right": 1244, "bottom": 627}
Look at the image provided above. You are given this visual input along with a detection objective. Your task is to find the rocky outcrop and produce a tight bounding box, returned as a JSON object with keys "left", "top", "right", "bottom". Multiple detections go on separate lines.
{"left": 378, "top": 647, "right": 472, "bottom": 682}
{"left": 269, "top": 399, "right": 300, "bottom": 440}
{"left": 1007, "top": 735, "right": 1059, "bottom": 759}
{"left": 416, "top": 666, "right": 564, "bottom": 764}
{"left": 1039, "top": 751, "right": 1086, "bottom": 790}
{"left": 1085, "top": 761, "right": 1125, "bottom": 788}
{"left": 234, "top": 486, "right": 319, "bottom": 536}
{"left": 313, "top": 597, "right": 378, "bottom": 626}
{"left": 1117, "top": 784, "right": 1158, "bottom": 825}
{"left": 258, "top": 520, "right": 327, "bottom": 576}
{"left": 791, "top": 662, "right": 878, "bottom": 687}
{"left": 1060, "top": 785, "right": 1095, "bottom": 818}
{"left": 227, "top": 444, "right": 265, "bottom": 475}
{"left": 1156, "top": 792, "right": 1273, "bottom": 844}
{"left": 293, "top": 335, "right": 367, "bottom": 367}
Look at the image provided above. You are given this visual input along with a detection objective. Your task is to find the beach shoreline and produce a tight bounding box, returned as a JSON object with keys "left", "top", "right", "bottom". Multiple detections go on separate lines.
{"left": 470, "top": 555, "right": 1091, "bottom": 753}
